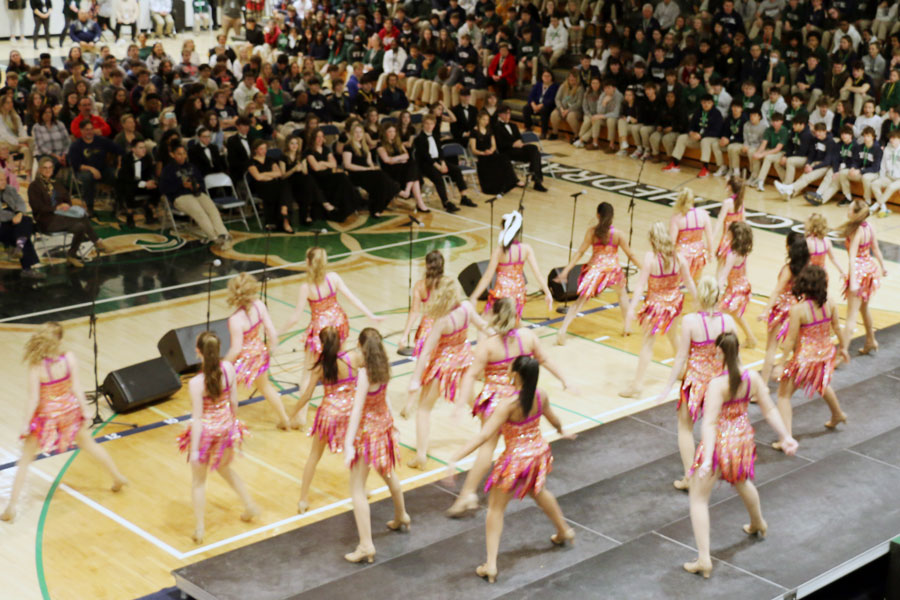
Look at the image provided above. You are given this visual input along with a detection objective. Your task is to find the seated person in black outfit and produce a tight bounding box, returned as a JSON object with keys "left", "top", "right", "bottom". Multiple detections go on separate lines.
{"left": 450, "top": 87, "right": 479, "bottom": 146}
{"left": 225, "top": 116, "right": 253, "bottom": 175}
{"left": 413, "top": 113, "right": 475, "bottom": 212}
{"left": 117, "top": 139, "right": 160, "bottom": 228}
{"left": 0, "top": 170, "right": 42, "bottom": 279}
{"left": 494, "top": 105, "right": 548, "bottom": 192}
{"left": 67, "top": 121, "right": 125, "bottom": 217}
{"left": 189, "top": 127, "right": 228, "bottom": 175}
{"left": 28, "top": 157, "right": 107, "bottom": 268}
{"left": 247, "top": 139, "right": 293, "bottom": 233}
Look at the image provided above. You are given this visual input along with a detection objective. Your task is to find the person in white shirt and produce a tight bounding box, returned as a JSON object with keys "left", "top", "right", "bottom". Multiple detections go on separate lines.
{"left": 654, "top": 0, "right": 681, "bottom": 30}
{"left": 808, "top": 97, "right": 835, "bottom": 132}
{"left": 760, "top": 88, "right": 787, "bottom": 127}
{"left": 233, "top": 71, "right": 258, "bottom": 112}
{"left": 457, "top": 17, "right": 482, "bottom": 49}
{"left": 377, "top": 45, "right": 408, "bottom": 91}
{"left": 708, "top": 77, "right": 732, "bottom": 117}
{"left": 872, "top": 130, "right": 900, "bottom": 215}
{"left": 149, "top": 0, "right": 175, "bottom": 37}
{"left": 830, "top": 18, "right": 862, "bottom": 54}
{"left": 541, "top": 15, "right": 568, "bottom": 69}
{"left": 854, "top": 100, "right": 884, "bottom": 143}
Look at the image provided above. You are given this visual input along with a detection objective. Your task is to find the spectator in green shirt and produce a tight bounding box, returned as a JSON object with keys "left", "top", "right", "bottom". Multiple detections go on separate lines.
{"left": 879, "top": 69, "right": 900, "bottom": 115}
{"left": 750, "top": 111, "right": 789, "bottom": 191}
{"left": 682, "top": 71, "right": 705, "bottom": 115}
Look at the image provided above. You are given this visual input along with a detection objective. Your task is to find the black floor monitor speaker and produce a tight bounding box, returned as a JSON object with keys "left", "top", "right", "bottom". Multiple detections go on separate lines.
{"left": 548, "top": 266, "right": 584, "bottom": 302}
{"left": 158, "top": 319, "right": 231, "bottom": 373}
{"left": 103, "top": 357, "right": 183, "bottom": 413}
{"left": 458, "top": 261, "right": 528, "bottom": 300}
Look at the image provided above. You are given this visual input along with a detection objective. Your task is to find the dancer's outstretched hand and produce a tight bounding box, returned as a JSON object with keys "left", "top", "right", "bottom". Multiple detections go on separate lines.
{"left": 695, "top": 461, "right": 712, "bottom": 479}
{"left": 779, "top": 436, "right": 799, "bottom": 456}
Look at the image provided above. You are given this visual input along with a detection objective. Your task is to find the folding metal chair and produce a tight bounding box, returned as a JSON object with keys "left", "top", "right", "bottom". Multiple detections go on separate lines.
{"left": 441, "top": 142, "right": 480, "bottom": 191}
{"left": 205, "top": 172, "right": 260, "bottom": 230}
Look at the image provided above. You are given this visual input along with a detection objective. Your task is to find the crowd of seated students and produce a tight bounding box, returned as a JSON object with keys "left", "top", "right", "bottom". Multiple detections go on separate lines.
{"left": 6, "top": 0, "right": 900, "bottom": 279}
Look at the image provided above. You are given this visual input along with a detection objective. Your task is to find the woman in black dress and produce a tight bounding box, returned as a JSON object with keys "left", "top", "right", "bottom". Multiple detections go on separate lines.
{"left": 342, "top": 123, "right": 401, "bottom": 217}
{"left": 397, "top": 110, "right": 417, "bottom": 149}
{"left": 248, "top": 139, "right": 294, "bottom": 233}
{"left": 304, "top": 127, "right": 360, "bottom": 222}
{"left": 377, "top": 123, "right": 429, "bottom": 212}
{"left": 469, "top": 110, "right": 521, "bottom": 195}
{"left": 281, "top": 135, "right": 330, "bottom": 226}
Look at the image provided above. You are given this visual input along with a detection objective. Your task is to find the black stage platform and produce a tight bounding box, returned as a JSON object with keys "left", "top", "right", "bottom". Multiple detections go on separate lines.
{"left": 171, "top": 327, "right": 900, "bottom": 600}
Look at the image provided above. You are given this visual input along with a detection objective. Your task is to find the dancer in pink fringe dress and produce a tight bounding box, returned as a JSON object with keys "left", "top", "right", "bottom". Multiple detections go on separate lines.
{"left": 717, "top": 221, "right": 758, "bottom": 349}
{"left": 2, "top": 323, "right": 127, "bottom": 523}
{"left": 224, "top": 273, "right": 291, "bottom": 430}
{"left": 670, "top": 188, "right": 713, "bottom": 281}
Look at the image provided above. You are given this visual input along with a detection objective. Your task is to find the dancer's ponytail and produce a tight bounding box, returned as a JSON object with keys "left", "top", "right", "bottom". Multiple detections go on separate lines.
{"left": 197, "top": 331, "right": 223, "bottom": 398}
{"left": 715, "top": 332, "right": 741, "bottom": 399}
{"left": 424, "top": 250, "right": 444, "bottom": 292}
{"left": 593, "top": 202, "right": 614, "bottom": 244}
{"left": 315, "top": 327, "right": 341, "bottom": 383}
{"left": 511, "top": 355, "right": 540, "bottom": 415}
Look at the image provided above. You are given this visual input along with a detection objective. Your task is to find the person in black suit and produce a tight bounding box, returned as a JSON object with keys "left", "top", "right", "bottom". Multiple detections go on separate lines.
{"left": 117, "top": 139, "right": 160, "bottom": 227}
{"left": 494, "top": 105, "right": 548, "bottom": 192}
{"left": 413, "top": 114, "right": 475, "bottom": 212}
{"left": 450, "top": 87, "right": 479, "bottom": 146}
{"left": 189, "top": 127, "right": 228, "bottom": 175}
{"left": 225, "top": 116, "right": 253, "bottom": 195}
{"left": 31, "top": 0, "right": 52, "bottom": 49}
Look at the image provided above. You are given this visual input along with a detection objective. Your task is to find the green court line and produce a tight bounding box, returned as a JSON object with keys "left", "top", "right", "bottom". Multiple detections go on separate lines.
{"left": 36, "top": 414, "right": 116, "bottom": 600}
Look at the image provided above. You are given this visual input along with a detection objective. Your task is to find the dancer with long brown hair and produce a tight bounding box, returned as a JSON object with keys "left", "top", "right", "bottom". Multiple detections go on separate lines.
{"left": 776, "top": 265, "right": 850, "bottom": 449}
{"left": 445, "top": 298, "right": 573, "bottom": 517}
{"left": 712, "top": 177, "right": 745, "bottom": 271}
{"left": 294, "top": 327, "right": 362, "bottom": 513}
{"left": 469, "top": 210, "right": 554, "bottom": 323}
{"left": 281, "top": 247, "right": 382, "bottom": 416}
{"left": 758, "top": 233, "right": 809, "bottom": 383}
{"left": 178, "top": 331, "right": 258, "bottom": 543}
{"left": 717, "top": 221, "right": 758, "bottom": 349}
{"left": 224, "top": 273, "right": 291, "bottom": 430}
{"left": 446, "top": 355, "right": 576, "bottom": 584}
{"left": 685, "top": 332, "right": 797, "bottom": 579}
{"left": 669, "top": 188, "right": 713, "bottom": 281}
{"left": 657, "top": 276, "right": 736, "bottom": 491}
{"left": 343, "top": 328, "right": 409, "bottom": 564}
{"left": 2, "top": 323, "right": 127, "bottom": 522}
{"left": 621, "top": 222, "right": 697, "bottom": 398}
{"left": 554, "top": 201, "right": 641, "bottom": 344}
{"left": 839, "top": 200, "right": 887, "bottom": 355}
{"left": 407, "top": 277, "right": 490, "bottom": 468}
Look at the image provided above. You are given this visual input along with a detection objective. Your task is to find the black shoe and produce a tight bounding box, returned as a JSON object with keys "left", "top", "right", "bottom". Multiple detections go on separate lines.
{"left": 144, "top": 212, "right": 159, "bottom": 225}
{"left": 838, "top": 196, "right": 852, "bottom": 206}
{"left": 534, "top": 181, "right": 548, "bottom": 192}
{"left": 460, "top": 196, "right": 477, "bottom": 208}
{"left": 125, "top": 213, "right": 136, "bottom": 228}
{"left": 804, "top": 192, "right": 823, "bottom": 206}
{"left": 21, "top": 268, "right": 45, "bottom": 280}
{"left": 443, "top": 202, "right": 460, "bottom": 213}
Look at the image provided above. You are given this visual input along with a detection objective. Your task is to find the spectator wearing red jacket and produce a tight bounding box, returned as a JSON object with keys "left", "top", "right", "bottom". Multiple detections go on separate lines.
{"left": 488, "top": 43, "right": 516, "bottom": 99}
{"left": 70, "top": 97, "right": 112, "bottom": 138}
{"left": 378, "top": 19, "right": 397, "bottom": 51}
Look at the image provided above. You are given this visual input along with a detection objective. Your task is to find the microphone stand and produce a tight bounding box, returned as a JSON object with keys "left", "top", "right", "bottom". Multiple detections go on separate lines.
{"left": 205, "top": 258, "right": 219, "bottom": 331}
{"left": 625, "top": 154, "right": 648, "bottom": 294}
{"left": 517, "top": 173, "right": 530, "bottom": 235}
{"left": 486, "top": 194, "right": 501, "bottom": 257}
{"left": 397, "top": 215, "right": 422, "bottom": 356}
{"left": 556, "top": 191, "right": 583, "bottom": 314}
{"left": 87, "top": 258, "right": 137, "bottom": 429}
{"left": 260, "top": 223, "right": 275, "bottom": 307}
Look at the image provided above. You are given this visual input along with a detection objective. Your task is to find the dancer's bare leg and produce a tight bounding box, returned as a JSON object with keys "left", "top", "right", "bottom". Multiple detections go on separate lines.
{"left": 298, "top": 437, "right": 326, "bottom": 512}
{"left": 448, "top": 427, "right": 498, "bottom": 515}
{"left": 348, "top": 460, "right": 375, "bottom": 555}
{"left": 482, "top": 487, "right": 513, "bottom": 578}
{"left": 734, "top": 479, "right": 765, "bottom": 535}
{"left": 410, "top": 382, "right": 439, "bottom": 468}
{"left": 258, "top": 374, "right": 290, "bottom": 429}
{"left": 379, "top": 470, "right": 409, "bottom": 528}
{"left": 556, "top": 294, "right": 588, "bottom": 345}
{"left": 621, "top": 328, "right": 655, "bottom": 397}
{"left": 675, "top": 402, "right": 695, "bottom": 489}
{"left": 686, "top": 469, "right": 717, "bottom": 574}
{"left": 774, "top": 378, "right": 796, "bottom": 448}
{"left": 74, "top": 426, "right": 127, "bottom": 488}
{"left": 842, "top": 293, "right": 861, "bottom": 353}
{"left": 860, "top": 299, "right": 878, "bottom": 352}
{"left": 822, "top": 386, "right": 847, "bottom": 427}
{"left": 615, "top": 284, "right": 631, "bottom": 333}
{"left": 190, "top": 461, "right": 208, "bottom": 542}
{"left": 728, "top": 310, "right": 758, "bottom": 349}
{"left": 217, "top": 449, "right": 258, "bottom": 520}
{"left": 760, "top": 327, "right": 779, "bottom": 383}
{"left": 531, "top": 488, "right": 572, "bottom": 540}
{"left": 0, "top": 436, "right": 39, "bottom": 521}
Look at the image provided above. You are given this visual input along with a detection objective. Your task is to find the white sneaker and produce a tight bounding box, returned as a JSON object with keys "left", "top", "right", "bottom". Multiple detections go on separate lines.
{"left": 630, "top": 148, "right": 644, "bottom": 159}
{"left": 616, "top": 149, "right": 629, "bottom": 156}
{"left": 756, "top": 179, "right": 765, "bottom": 192}
{"left": 781, "top": 183, "right": 795, "bottom": 198}
{"left": 573, "top": 139, "right": 585, "bottom": 148}
{"left": 714, "top": 165, "right": 728, "bottom": 177}
{"left": 732, "top": 168, "right": 740, "bottom": 177}
{"left": 774, "top": 180, "right": 787, "bottom": 197}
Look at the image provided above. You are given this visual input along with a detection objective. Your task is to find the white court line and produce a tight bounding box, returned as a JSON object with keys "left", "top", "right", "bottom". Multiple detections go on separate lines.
{"left": 0, "top": 225, "right": 488, "bottom": 323}
{"left": 749, "top": 298, "right": 768, "bottom": 306}
{"left": 594, "top": 335, "right": 610, "bottom": 342}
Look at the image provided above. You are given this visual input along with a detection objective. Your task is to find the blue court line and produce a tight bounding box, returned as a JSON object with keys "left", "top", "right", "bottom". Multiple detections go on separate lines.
{"left": 0, "top": 301, "right": 620, "bottom": 473}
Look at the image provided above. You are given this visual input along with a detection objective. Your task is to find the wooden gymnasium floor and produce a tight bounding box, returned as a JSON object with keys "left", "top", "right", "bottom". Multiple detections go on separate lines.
{"left": 2, "top": 56, "right": 900, "bottom": 600}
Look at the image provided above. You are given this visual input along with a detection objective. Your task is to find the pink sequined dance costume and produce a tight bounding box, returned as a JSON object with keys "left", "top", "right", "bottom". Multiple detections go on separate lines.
{"left": 233, "top": 304, "right": 270, "bottom": 386}
{"left": 690, "top": 371, "right": 756, "bottom": 484}
{"left": 765, "top": 272, "right": 796, "bottom": 342}
{"left": 781, "top": 300, "right": 836, "bottom": 397}
{"left": 350, "top": 383, "right": 400, "bottom": 476}
{"left": 305, "top": 276, "right": 350, "bottom": 358}
{"left": 485, "top": 242, "right": 527, "bottom": 319}
{"left": 577, "top": 227, "right": 624, "bottom": 298}
{"left": 422, "top": 308, "right": 474, "bottom": 403}
{"left": 638, "top": 254, "right": 684, "bottom": 335}
{"left": 472, "top": 329, "right": 532, "bottom": 419}
{"left": 309, "top": 352, "right": 356, "bottom": 453}
{"left": 715, "top": 199, "right": 744, "bottom": 258}
{"left": 25, "top": 355, "right": 85, "bottom": 454}
{"left": 485, "top": 391, "right": 552, "bottom": 498}
{"left": 808, "top": 236, "right": 827, "bottom": 268}
{"left": 676, "top": 208, "right": 707, "bottom": 278}
{"left": 719, "top": 253, "right": 751, "bottom": 316}
{"left": 843, "top": 222, "right": 881, "bottom": 302}
{"left": 413, "top": 289, "right": 434, "bottom": 358}
{"left": 178, "top": 365, "right": 248, "bottom": 470}
{"left": 678, "top": 312, "right": 725, "bottom": 423}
